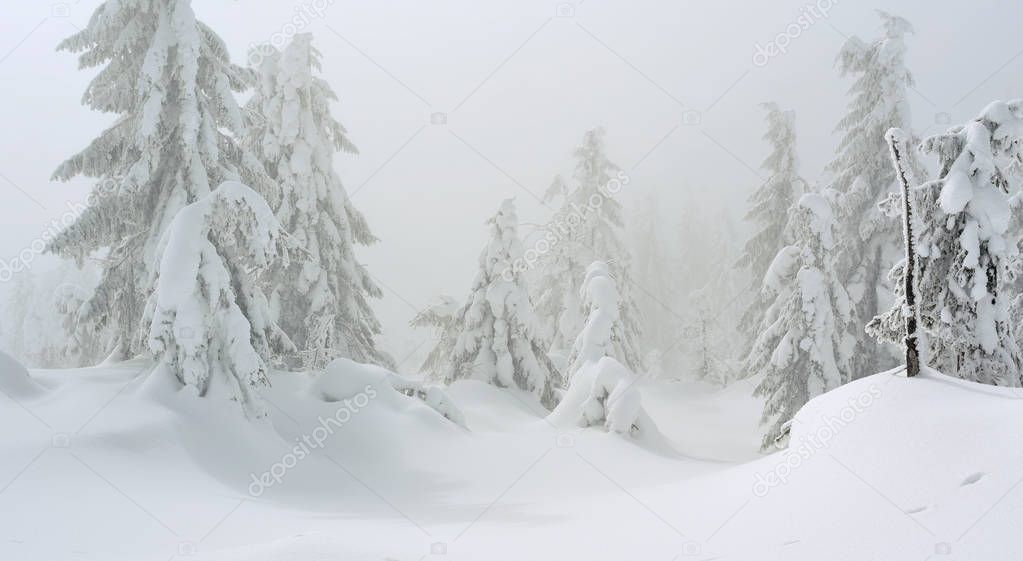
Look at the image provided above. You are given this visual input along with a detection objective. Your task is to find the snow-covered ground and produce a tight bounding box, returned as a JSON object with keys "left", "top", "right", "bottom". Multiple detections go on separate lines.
{"left": 1, "top": 358, "right": 1020, "bottom": 560}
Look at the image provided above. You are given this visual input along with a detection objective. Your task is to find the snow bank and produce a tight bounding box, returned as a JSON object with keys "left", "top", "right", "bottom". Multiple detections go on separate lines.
{"left": 0, "top": 350, "right": 44, "bottom": 398}
{"left": 725, "top": 367, "right": 1023, "bottom": 559}
{"left": 5, "top": 362, "right": 1023, "bottom": 560}
{"left": 311, "top": 358, "right": 466, "bottom": 428}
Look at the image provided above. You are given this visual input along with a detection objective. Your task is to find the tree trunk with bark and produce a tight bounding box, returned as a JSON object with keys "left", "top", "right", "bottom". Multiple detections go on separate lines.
{"left": 885, "top": 128, "right": 921, "bottom": 377}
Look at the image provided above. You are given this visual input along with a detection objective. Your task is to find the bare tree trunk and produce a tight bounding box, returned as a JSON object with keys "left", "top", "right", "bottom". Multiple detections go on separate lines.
{"left": 886, "top": 128, "right": 921, "bottom": 377}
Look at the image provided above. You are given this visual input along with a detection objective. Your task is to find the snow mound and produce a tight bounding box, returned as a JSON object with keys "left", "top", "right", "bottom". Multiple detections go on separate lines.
{"left": 731, "top": 366, "right": 1023, "bottom": 557}
{"left": 786, "top": 367, "right": 1023, "bottom": 472}
{"left": 5, "top": 362, "right": 1023, "bottom": 560}
{"left": 310, "top": 358, "right": 466, "bottom": 428}
{"left": 0, "top": 351, "right": 45, "bottom": 398}
{"left": 549, "top": 357, "right": 672, "bottom": 451}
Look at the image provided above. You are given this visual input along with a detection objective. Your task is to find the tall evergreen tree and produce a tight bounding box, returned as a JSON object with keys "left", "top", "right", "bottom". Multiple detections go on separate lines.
{"left": 736, "top": 103, "right": 804, "bottom": 349}
{"left": 534, "top": 128, "right": 643, "bottom": 373}
{"left": 630, "top": 194, "right": 675, "bottom": 358}
{"left": 245, "top": 34, "right": 392, "bottom": 369}
{"left": 827, "top": 11, "right": 919, "bottom": 377}
{"left": 749, "top": 194, "right": 853, "bottom": 449}
{"left": 48, "top": 0, "right": 269, "bottom": 360}
{"left": 870, "top": 102, "right": 1023, "bottom": 386}
{"left": 443, "top": 200, "right": 560, "bottom": 409}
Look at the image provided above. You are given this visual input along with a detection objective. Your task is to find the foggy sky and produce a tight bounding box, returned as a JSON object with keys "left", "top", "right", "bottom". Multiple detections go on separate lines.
{"left": 0, "top": 0, "right": 1020, "bottom": 370}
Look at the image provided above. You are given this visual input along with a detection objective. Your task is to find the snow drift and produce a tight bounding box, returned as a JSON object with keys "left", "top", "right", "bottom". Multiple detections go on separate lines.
{"left": 3, "top": 357, "right": 1022, "bottom": 561}
{"left": 0, "top": 351, "right": 44, "bottom": 398}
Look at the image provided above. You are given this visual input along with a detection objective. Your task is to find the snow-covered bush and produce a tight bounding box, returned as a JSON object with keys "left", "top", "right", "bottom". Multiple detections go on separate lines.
{"left": 146, "top": 181, "right": 293, "bottom": 417}
{"left": 440, "top": 199, "right": 560, "bottom": 409}
{"left": 870, "top": 101, "right": 1023, "bottom": 386}
{"left": 550, "top": 357, "right": 654, "bottom": 436}
{"left": 749, "top": 193, "right": 854, "bottom": 449}
{"left": 245, "top": 34, "right": 391, "bottom": 370}
{"left": 49, "top": 0, "right": 271, "bottom": 360}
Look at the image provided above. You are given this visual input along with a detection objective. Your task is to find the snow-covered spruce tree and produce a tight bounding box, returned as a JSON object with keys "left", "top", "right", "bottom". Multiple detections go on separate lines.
{"left": 869, "top": 102, "right": 1023, "bottom": 386}
{"left": 146, "top": 181, "right": 293, "bottom": 417}
{"left": 53, "top": 263, "right": 115, "bottom": 367}
{"left": 409, "top": 295, "right": 461, "bottom": 381}
{"left": 534, "top": 128, "right": 643, "bottom": 372}
{"left": 735, "top": 103, "right": 804, "bottom": 347}
{"left": 550, "top": 262, "right": 663, "bottom": 442}
{"left": 1, "top": 263, "right": 113, "bottom": 368}
{"left": 445, "top": 200, "right": 560, "bottom": 409}
{"left": 567, "top": 262, "right": 623, "bottom": 377}
{"left": 749, "top": 193, "right": 853, "bottom": 449}
{"left": 245, "top": 34, "right": 392, "bottom": 370}
{"left": 48, "top": 0, "right": 271, "bottom": 360}
{"left": 2, "top": 271, "right": 61, "bottom": 368}
{"left": 826, "top": 11, "right": 920, "bottom": 377}
{"left": 680, "top": 285, "right": 738, "bottom": 386}
{"left": 629, "top": 194, "right": 678, "bottom": 370}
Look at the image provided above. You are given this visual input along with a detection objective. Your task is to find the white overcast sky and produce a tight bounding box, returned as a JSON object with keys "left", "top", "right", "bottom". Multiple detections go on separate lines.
{"left": 0, "top": 0, "right": 1020, "bottom": 368}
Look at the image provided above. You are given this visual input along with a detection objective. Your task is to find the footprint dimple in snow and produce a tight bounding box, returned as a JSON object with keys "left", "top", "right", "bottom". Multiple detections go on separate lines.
{"left": 961, "top": 472, "right": 985, "bottom": 486}
{"left": 906, "top": 506, "right": 928, "bottom": 514}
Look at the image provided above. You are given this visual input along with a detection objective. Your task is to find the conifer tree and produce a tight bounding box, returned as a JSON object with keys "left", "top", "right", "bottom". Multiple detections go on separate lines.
{"left": 680, "top": 285, "right": 738, "bottom": 386}
{"left": 550, "top": 262, "right": 663, "bottom": 441}
{"left": 146, "top": 181, "right": 292, "bottom": 417}
{"left": 48, "top": 0, "right": 269, "bottom": 359}
{"left": 869, "top": 102, "right": 1023, "bottom": 386}
{"left": 630, "top": 194, "right": 678, "bottom": 367}
{"left": 826, "top": 11, "right": 919, "bottom": 377}
{"left": 410, "top": 296, "right": 461, "bottom": 381}
{"left": 534, "top": 128, "right": 643, "bottom": 372}
{"left": 567, "top": 262, "right": 631, "bottom": 378}
{"left": 736, "top": 103, "right": 804, "bottom": 347}
{"left": 749, "top": 194, "right": 853, "bottom": 449}
{"left": 245, "top": 34, "right": 392, "bottom": 369}
{"left": 444, "top": 200, "right": 560, "bottom": 409}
